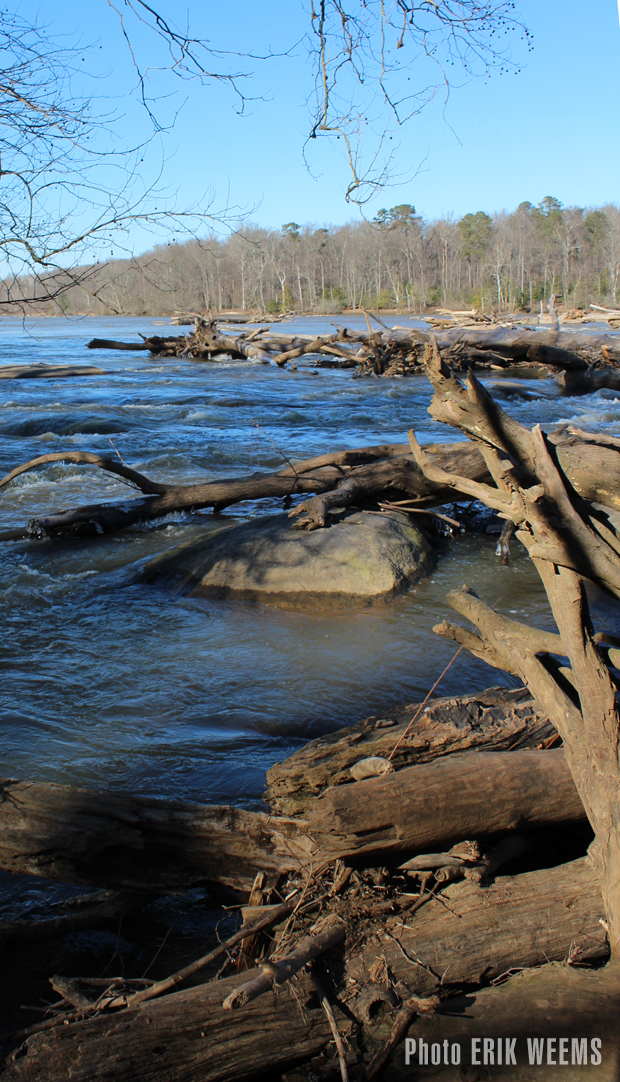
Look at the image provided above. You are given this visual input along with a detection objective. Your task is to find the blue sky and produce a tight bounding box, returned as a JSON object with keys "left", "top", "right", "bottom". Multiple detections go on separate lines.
{"left": 22, "top": 1, "right": 620, "bottom": 240}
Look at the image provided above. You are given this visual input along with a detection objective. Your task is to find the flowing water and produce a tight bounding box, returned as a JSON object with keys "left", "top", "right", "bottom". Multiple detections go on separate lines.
{"left": 2, "top": 315, "right": 620, "bottom": 809}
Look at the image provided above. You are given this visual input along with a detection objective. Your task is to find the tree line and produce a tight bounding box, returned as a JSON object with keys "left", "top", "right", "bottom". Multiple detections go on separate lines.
{"left": 10, "top": 197, "right": 620, "bottom": 317}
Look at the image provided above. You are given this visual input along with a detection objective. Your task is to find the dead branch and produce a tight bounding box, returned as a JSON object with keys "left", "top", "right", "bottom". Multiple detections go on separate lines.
{"left": 0, "top": 441, "right": 491, "bottom": 539}
{"left": 85, "top": 319, "right": 620, "bottom": 389}
{"left": 123, "top": 899, "right": 297, "bottom": 1008}
{"left": 413, "top": 344, "right": 620, "bottom": 955}
{"left": 0, "top": 452, "right": 171, "bottom": 496}
{"left": 222, "top": 916, "right": 345, "bottom": 1010}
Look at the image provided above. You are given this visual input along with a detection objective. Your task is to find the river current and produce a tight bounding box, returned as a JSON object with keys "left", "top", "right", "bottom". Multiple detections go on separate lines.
{"left": 2, "top": 315, "right": 620, "bottom": 808}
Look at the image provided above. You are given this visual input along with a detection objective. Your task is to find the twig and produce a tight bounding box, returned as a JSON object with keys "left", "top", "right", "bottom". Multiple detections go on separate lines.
{"left": 362, "top": 307, "right": 390, "bottom": 331}
{"left": 123, "top": 897, "right": 297, "bottom": 1007}
{"left": 311, "top": 967, "right": 349, "bottom": 1082}
{"left": 108, "top": 438, "right": 127, "bottom": 467}
{"left": 222, "top": 916, "right": 345, "bottom": 1010}
{"left": 388, "top": 648, "right": 464, "bottom": 761}
{"left": 251, "top": 421, "right": 298, "bottom": 478}
{"left": 378, "top": 501, "right": 463, "bottom": 529}
{"left": 140, "top": 923, "right": 175, "bottom": 981}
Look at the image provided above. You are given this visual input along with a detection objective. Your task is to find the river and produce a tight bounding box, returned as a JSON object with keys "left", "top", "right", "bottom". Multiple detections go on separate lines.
{"left": 2, "top": 315, "right": 619, "bottom": 809}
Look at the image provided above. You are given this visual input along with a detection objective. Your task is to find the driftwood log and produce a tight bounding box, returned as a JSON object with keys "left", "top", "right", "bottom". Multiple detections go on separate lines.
{"left": 5, "top": 417, "right": 620, "bottom": 539}
{"left": 307, "top": 749, "right": 585, "bottom": 861}
{"left": 86, "top": 318, "right": 620, "bottom": 391}
{"left": 265, "top": 686, "right": 556, "bottom": 816}
{"left": 0, "top": 858, "right": 607, "bottom": 1082}
{"left": 344, "top": 857, "right": 607, "bottom": 1003}
{"left": 0, "top": 748, "right": 585, "bottom": 895}
{"left": 0, "top": 441, "right": 492, "bottom": 539}
{"left": 0, "top": 365, "right": 108, "bottom": 380}
{"left": 0, "top": 778, "right": 313, "bottom": 895}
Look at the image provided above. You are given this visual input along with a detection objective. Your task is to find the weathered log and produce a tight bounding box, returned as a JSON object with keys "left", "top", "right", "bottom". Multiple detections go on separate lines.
{"left": 307, "top": 750, "right": 585, "bottom": 861}
{"left": 0, "top": 966, "right": 337, "bottom": 1082}
{"left": 5, "top": 411, "right": 620, "bottom": 539}
{"left": 265, "top": 686, "right": 556, "bottom": 816}
{"left": 345, "top": 857, "right": 607, "bottom": 1006}
{"left": 287, "top": 442, "right": 493, "bottom": 530}
{"left": 89, "top": 321, "right": 275, "bottom": 364}
{"left": 85, "top": 320, "right": 620, "bottom": 380}
{"left": 386, "top": 962, "right": 620, "bottom": 1079}
{"left": 430, "top": 324, "right": 620, "bottom": 357}
{"left": 0, "top": 778, "right": 313, "bottom": 894}
{"left": 0, "top": 859, "right": 607, "bottom": 1082}
{"left": 556, "top": 368, "right": 620, "bottom": 395}
{"left": 87, "top": 339, "right": 151, "bottom": 351}
{"left": 1, "top": 441, "right": 492, "bottom": 539}
{"left": 0, "top": 365, "right": 108, "bottom": 379}
{"left": 0, "top": 745, "right": 583, "bottom": 895}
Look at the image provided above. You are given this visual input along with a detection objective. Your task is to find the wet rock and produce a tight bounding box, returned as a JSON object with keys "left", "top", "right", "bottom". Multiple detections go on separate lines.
{"left": 141, "top": 507, "right": 433, "bottom": 610}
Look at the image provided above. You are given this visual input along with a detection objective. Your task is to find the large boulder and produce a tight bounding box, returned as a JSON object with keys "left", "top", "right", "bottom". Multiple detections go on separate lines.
{"left": 142, "top": 508, "right": 434, "bottom": 610}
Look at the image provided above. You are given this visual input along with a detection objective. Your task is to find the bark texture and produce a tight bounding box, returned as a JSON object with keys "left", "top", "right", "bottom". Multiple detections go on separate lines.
{"left": 265, "top": 686, "right": 556, "bottom": 816}
{"left": 307, "top": 750, "right": 585, "bottom": 860}
{"left": 0, "top": 746, "right": 585, "bottom": 894}
{"left": 0, "top": 365, "right": 108, "bottom": 379}
{"left": 346, "top": 858, "right": 607, "bottom": 1003}
{"left": 390, "top": 963, "right": 620, "bottom": 1081}
{"left": 0, "top": 778, "right": 312, "bottom": 894}
{"left": 410, "top": 337, "right": 620, "bottom": 955}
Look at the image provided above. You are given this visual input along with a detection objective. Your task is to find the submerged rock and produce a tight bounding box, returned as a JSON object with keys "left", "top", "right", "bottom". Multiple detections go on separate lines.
{"left": 141, "top": 507, "right": 433, "bottom": 610}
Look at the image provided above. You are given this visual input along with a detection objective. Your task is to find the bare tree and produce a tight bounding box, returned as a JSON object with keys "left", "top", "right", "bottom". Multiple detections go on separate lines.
{"left": 0, "top": 4, "right": 261, "bottom": 310}
{"left": 409, "top": 340, "right": 620, "bottom": 954}
{"left": 23, "top": 194, "right": 620, "bottom": 317}
{"left": 305, "top": 1, "right": 532, "bottom": 204}
{"left": 0, "top": 1, "right": 535, "bottom": 307}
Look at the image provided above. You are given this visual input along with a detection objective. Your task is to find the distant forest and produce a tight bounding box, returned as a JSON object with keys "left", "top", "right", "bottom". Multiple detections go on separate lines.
{"left": 13, "top": 198, "right": 620, "bottom": 316}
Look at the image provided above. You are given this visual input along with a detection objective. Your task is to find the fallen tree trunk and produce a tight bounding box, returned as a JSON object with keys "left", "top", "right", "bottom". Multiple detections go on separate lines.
{"left": 85, "top": 319, "right": 620, "bottom": 383}
{"left": 5, "top": 417, "right": 620, "bottom": 538}
{"left": 0, "top": 365, "right": 108, "bottom": 379}
{"left": 307, "top": 749, "right": 586, "bottom": 861}
{"left": 86, "top": 339, "right": 151, "bottom": 351}
{"left": 0, "top": 778, "right": 313, "bottom": 894}
{"left": 1, "top": 964, "right": 337, "bottom": 1082}
{"left": 345, "top": 857, "right": 607, "bottom": 1005}
{"left": 0, "top": 858, "right": 607, "bottom": 1082}
{"left": 369, "top": 962, "right": 620, "bottom": 1080}
{"left": 0, "top": 748, "right": 585, "bottom": 893}
{"left": 555, "top": 368, "right": 620, "bottom": 395}
{"left": 0, "top": 442, "right": 491, "bottom": 539}
{"left": 265, "top": 686, "right": 557, "bottom": 816}
{"left": 88, "top": 320, "right": 276, "bottom": 365}
{"left": 430, "top": 324, "right": 620, "bottom": 357}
